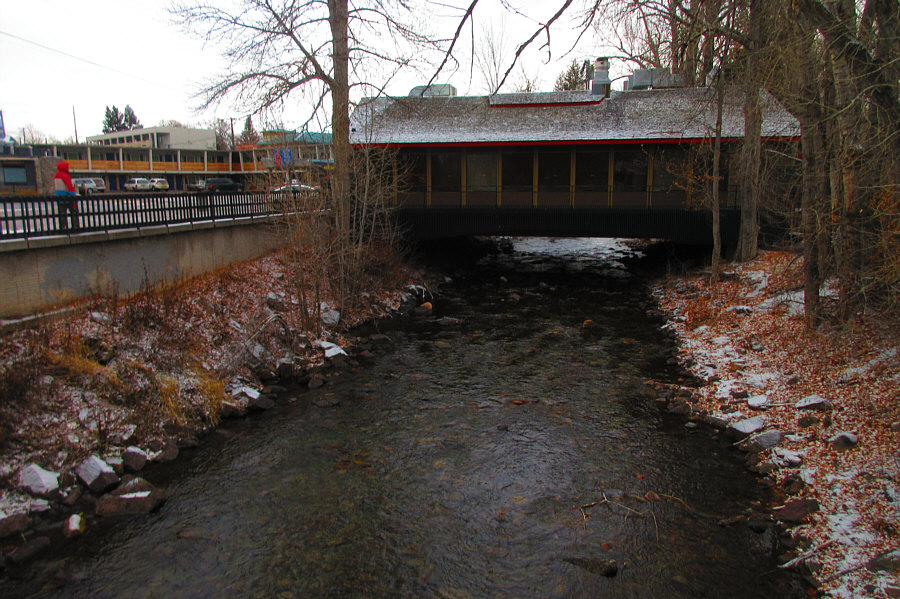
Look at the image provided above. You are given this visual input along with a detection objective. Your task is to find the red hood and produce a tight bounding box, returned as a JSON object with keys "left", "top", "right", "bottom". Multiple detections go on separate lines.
{"left": 57, "top": 161, "right": 70, "bottom": 174}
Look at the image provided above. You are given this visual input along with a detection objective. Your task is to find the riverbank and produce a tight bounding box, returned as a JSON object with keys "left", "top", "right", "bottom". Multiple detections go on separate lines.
{"left": 653, "top": 250, "right": 899, "bottom": 599}
{"left": 0, "top": 246, "right": 431, "bottom": 570}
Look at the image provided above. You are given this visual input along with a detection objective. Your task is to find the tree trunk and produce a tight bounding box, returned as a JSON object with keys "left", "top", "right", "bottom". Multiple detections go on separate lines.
{"left": 736, "top": 0, "right": 762, "bottom": 262}
{"left": 328, "top": 0, "right": 352, "bottom": 310}
{"left": 800, "top": 112, "right": 826, "bottom": 327}
{"left": 711, "top": 72, "right": 724, "bottom": 282}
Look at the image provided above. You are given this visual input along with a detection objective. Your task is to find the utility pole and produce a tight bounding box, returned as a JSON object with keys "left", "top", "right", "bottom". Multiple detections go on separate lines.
{"left": 72, "top": 106, "right": 79, "bottom": 143}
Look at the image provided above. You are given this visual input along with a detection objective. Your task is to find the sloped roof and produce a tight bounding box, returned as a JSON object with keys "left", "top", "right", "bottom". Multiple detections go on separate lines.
{"left": 350, "top": 87, "right": 799, "bottom": 146}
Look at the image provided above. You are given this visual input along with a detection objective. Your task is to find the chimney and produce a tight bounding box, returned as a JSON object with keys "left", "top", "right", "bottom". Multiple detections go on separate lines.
{"left": 591, "top": 57, "right": 612, "bottom": 98}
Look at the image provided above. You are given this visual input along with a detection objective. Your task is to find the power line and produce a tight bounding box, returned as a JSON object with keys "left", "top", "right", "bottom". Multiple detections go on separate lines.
{"left": 0, "top": 29, "right": 182, "bottom": 92}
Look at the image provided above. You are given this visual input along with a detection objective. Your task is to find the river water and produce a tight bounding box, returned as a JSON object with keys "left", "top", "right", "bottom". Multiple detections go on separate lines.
{"left": 8, "top": 238, "right": 802, "bottom": 598}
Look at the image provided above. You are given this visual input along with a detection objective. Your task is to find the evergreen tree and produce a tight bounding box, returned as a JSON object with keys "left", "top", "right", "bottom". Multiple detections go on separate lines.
{"left": 554, "top": 59, "right": 591, "bottom": 91}
{"left": 102, "top": 106, "right": 125, "bottom": 133}
{"left": 123, "top": 105, "right": 142, "bottom": 130}
{"left": 237, "top": 115, "right": 261, "bottom": 146}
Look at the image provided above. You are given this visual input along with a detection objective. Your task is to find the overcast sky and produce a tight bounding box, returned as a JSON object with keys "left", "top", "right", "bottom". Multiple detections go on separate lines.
{"left": 0, "top": 0, "right": 607, "bottom": 143}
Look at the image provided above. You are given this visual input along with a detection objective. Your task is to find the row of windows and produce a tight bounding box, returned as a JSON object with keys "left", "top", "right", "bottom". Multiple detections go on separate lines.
{"left": 403, "top": 147, "right": 709, "bottom": 194}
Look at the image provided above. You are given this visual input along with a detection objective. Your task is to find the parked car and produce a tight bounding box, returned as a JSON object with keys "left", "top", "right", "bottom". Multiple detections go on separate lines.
{"left": 90, "top": 178, "right": 107, "bottom": 193}
{"left": 274, "top": 179, "right": 319, "bottom": 193}
{"left": 187, "top": 179, "right": 206, "bottom": 191}
{"left": 124, "top": 177, "right": 151, "bottom": 191}
{"left": 205, "top": 177, "right": 242, "bottom": 192}
{"left": 149, "top": 178, "right": 170, "bottom": 191}
{"left": 72, "top": 178, "right": 98, "bottom": 195}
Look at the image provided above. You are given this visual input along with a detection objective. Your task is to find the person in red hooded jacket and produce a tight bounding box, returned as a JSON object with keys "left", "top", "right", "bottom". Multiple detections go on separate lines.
{"left": 53, "top": 160, "right": 79, "bottom": 231}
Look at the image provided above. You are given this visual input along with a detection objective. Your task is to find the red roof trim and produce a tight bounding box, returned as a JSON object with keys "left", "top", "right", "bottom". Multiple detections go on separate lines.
{"left": 353, "top": 136, "right": 799, "bottom": 149}
{"left": 489, "top": 100, "right": 606, "bottom": 108}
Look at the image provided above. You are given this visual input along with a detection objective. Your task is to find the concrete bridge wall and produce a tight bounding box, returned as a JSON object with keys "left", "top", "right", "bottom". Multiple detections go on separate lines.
{"left": 0, "top": 217, "right": 285, "bottom": 323}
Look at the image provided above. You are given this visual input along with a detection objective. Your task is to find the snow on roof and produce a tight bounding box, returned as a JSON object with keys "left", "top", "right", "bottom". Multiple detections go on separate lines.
{"left": 350, "top": 87, "right": 800, "bottom": 146}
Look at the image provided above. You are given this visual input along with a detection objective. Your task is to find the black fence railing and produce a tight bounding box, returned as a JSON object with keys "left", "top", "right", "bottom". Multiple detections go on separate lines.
{"left": 0, "top": 192, "right": 277, "bottom": 240}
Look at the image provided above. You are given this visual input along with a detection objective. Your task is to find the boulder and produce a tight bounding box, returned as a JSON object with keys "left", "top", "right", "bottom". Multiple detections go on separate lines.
{"left": 220, "top": 399, "right": 248, "bottom": 418}
{"left": 76, "top": 456, "right": 120, "bottom": 494}
{"left": 17, "top": 464, "right": 59, "bottom": 497}
{"left": 773, "top": 498, "right": 819, "bottom": 523}
{"left": 0, "top": 512, "right": 29, "bottom": 538}
{"left": 265, "top": 292, "right": 286, "bottom": 312}
{"left": 247, "top": 393, "right": 276, "bottom": 411}
{"left": 827, "top": 432, "right": 858, "bottom": 450}
{"left": 743, "top": 429, "right": 784, "bottom": 452}
{"left": 108, "top": 424, "right": 137, "bottom": 446}
{"left": 727, "top": 416, "right": 767, "bottom": 439}
{"left": 154, "top": 440, "right": 180, "bottom": 463}
{"left": 867, "top": 550, "right": 900, "bottom": 575}
{"left": 6, "top": 536, "right": 51, "bottom": 564}
{"left": 63, "top": 514, "right": 86, "bottom": 538}
{"left": 308, "top": 375, "right": 325, "bottom": 389}
{"left": 96, "top": 479, "right": 166, "bottom": 517}
{"left": 321, "top": 302, "right": 340, "bottom": 325}
{"left": 795, "top": 394, "right": 832, "bottom": 411}
{"left": 748, "top": 395, "right": 769, "bottom": 410}
{"left": 276, "top": 357, "right": 294, "bottom": 381}
{"left": 122, "top": 446, "right": 148, "bottom": 472}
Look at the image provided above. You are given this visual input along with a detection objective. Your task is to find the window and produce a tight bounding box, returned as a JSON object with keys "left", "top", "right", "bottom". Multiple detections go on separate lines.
{"left": 401, "top": 152, "right": 426, "bottom": 191}
{"left": 466, "top": 150, "right": 498, "bottom": 192}
{"left": 537, "top": 149, "right": 570, "bottom": 191}
{"left": 1, "top": 165, "right": 28, "bottom": 184}
{"left": 431, "top": 151, "right": 461, "bottom": 192}
{"left": 575, "top": 149, "right": 609, "bottom": 190}
{"left": 502, "top": 149, "right": 532, "bottom": 190}
{"left": 613, "top": 148, "right": 648, "bottom": 192}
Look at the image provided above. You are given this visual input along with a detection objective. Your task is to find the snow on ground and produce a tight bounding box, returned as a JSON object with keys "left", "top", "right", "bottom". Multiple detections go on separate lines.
{"left": 0, "top": 249, "right": 425, "bottom": 531}
{"left": 655, "top": 251, "right": 900, "bottom": 598}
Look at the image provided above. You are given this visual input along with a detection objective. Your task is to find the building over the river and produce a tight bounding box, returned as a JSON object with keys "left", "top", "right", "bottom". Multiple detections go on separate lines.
{"left": 349, "top": 60, "right": 800, "bottom": 210}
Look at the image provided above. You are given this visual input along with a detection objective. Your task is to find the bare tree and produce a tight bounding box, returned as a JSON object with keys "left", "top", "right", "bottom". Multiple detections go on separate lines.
{"left": 173, "top": 0, "right": 439, "bottom": 313}
{"left": 473, "top": 21, "right": 513, "bottom": 94}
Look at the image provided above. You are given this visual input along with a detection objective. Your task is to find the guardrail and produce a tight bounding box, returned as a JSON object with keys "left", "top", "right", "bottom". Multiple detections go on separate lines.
{"left": 0, "top": 192, "right": 277, "bottom": 240}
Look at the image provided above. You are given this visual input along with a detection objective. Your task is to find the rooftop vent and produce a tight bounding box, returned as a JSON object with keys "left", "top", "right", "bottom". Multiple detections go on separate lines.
{"left": 591, "top": 57, "right": 612, "bottom": 98}
{"left": 408, "top": 84, "right": 457, "bottom": 97}
{"left": 627, "top": 67, "right": 684, "bottom": 91}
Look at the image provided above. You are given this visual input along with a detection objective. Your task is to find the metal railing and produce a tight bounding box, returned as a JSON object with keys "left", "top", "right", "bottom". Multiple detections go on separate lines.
{"left": 0, "top": 192, "right": 277, "bottom": 240}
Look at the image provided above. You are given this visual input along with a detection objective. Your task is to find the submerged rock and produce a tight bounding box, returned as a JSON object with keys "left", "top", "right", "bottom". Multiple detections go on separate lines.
{"left": 564, "top": 557, "right": 619, "bottom": 577}
{"left": 96, "top": 478, "right": 166, "bottom": 516}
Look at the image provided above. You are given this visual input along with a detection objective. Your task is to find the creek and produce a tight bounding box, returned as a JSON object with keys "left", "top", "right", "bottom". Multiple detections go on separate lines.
{"left": 7, "top": 238, "right": 802, "bottom": 598}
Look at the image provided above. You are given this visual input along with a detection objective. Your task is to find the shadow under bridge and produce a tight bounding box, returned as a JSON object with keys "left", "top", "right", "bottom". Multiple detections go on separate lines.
{"left": 395, "top": 207, "right": 740, "bottom": 245}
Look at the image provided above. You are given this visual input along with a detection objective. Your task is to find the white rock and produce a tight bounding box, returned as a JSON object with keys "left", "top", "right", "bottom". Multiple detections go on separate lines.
{"left": 795, "top": 394, "right": 832, "bottom": 411}
{"left": 17, "top": 464, "right": 59, "bottom": 497}
{"left": 728, "top": 416, "right": 767, "bottom": 438}
{"left": 748, "top": 395, "right": 769, "bottom": 410}
{"left": 316, "top": 340, "right": 347, "bottom": 358}
{"left": 76, "top": 455, "right": 119, "bottom": 494}
{"left": 64, "top": 514, "right": 86, "bottom": 538}
{"left": 774, "top": 448, "right": 804, "bottom": 466}
{"left": 232, "top": 386, "right": 260, "bottom": 401}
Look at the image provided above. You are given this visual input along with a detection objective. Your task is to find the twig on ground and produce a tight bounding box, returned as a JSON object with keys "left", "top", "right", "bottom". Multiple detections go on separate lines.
{"left": 779, "top": 539, "right": 836, "bottom": 569}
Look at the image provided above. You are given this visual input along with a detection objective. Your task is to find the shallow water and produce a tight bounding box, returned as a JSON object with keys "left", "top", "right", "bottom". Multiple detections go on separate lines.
{"left": 5, "top": 238, "right": 801, "bottom": 598}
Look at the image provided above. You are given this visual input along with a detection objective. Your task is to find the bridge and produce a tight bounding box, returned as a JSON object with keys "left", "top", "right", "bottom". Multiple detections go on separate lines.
{"left": 0, "top": 192, "right": 286, "bottom": 323}
{"left": 0, "top": 190, "right": 733, "bottom": 323}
